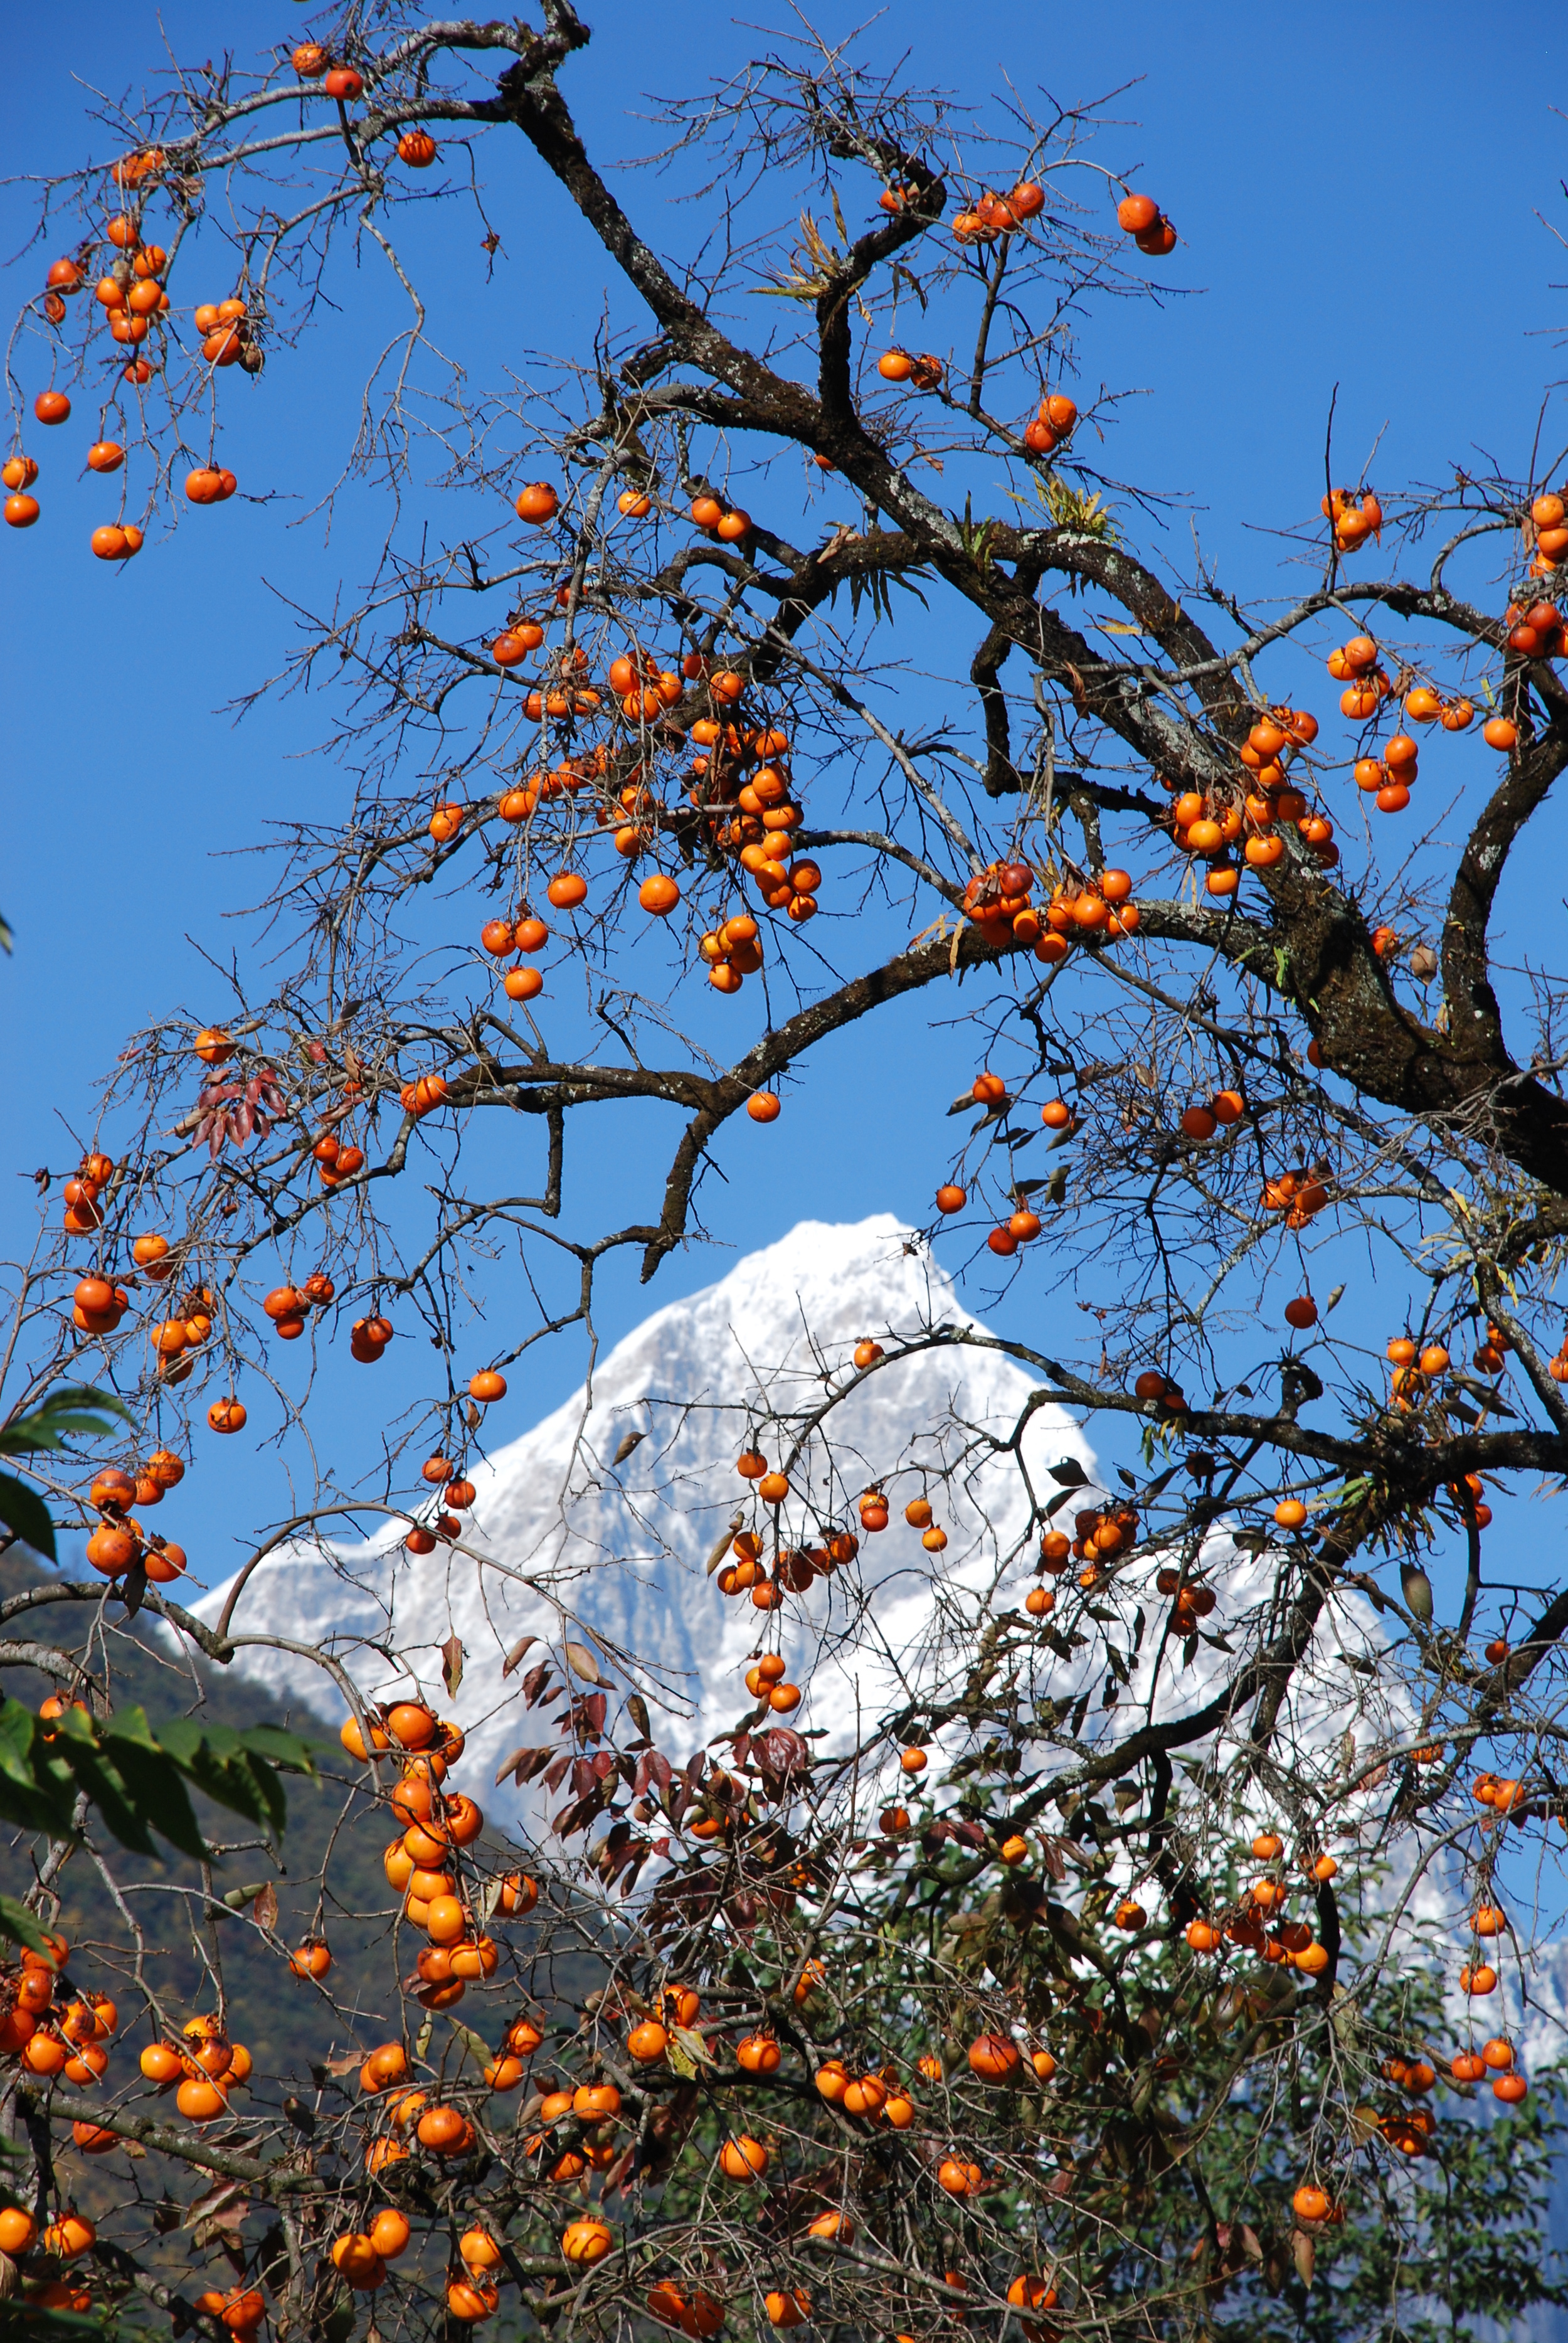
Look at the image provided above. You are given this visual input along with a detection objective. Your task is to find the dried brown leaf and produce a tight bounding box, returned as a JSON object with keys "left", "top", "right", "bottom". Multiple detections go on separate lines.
{"left": 704, "top": 1512, "right": 744, "bottom": 1576}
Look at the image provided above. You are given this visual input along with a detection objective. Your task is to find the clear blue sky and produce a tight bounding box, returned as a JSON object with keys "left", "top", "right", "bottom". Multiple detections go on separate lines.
{"left": 5, "top": 3, "right": 1567, "bottom": 1660}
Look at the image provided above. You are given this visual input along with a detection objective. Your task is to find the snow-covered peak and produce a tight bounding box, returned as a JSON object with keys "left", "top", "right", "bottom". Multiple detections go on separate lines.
{"left": 196, "top": 1214, "right": 1094, "bottom": 1822}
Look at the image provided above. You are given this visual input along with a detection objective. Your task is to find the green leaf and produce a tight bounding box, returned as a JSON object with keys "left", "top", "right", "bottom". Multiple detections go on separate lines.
{"left": 55, "top": 1741, "right": 158, "bottom": 1856}
{"left": 155, "top": 1717, "right": 315, "bottom": 1840}
{"left": 196, "top": 1753, "right": 271, "bottom": 1830}
{"left": 154, "top": 1719, "right": 269, "bottom": 1830}
{"left": 154, "top": 1715, "right": 232, "bottom": 1768}
{"left": 99, "top": 1703, "right": 159, "bottom": 1753}
{"left": 0, "top": 1384, "right": 130, "bottom": 1457}
{"left": 0, "top": 1701, "right": 77, "bottom": 1837}
{"left": 96, "top": 1733, "right": 206, "bottom": 1861}
{"left": 0, "top": 1696, "right": 39, "bottom": 1783}
{"left": 0, "top": 1695, "right": 308, "bottom": 1861}
{"left": 0, "top": 1468, "right": 56, "bottom": 1561}
{"left": 0, "top": 1891, "right": 56, "bottom": 1957}
{"left": 238, "top": 1751, "right": 287, "bottom": 1837}
{"left": 234, "top": 1723, "right": 320, "bottom": 1774}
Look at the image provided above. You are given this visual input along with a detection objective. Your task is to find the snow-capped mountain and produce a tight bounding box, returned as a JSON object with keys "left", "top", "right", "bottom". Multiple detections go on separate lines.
{"left": 194, "top": 1210, "right": 1568, "bottom": 2090}
{"left": 196, "top": 1214, "right": 1095, "bottom": 1820}
{"left": 195, "top": 1214, "right": 1396, "bottom": 1842}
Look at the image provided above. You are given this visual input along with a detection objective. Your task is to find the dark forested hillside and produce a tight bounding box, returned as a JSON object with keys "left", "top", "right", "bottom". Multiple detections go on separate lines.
{"left": 0, "top": 1554, "right": 593, "bottom": 2335}
{"left": 2, "top": 1553, "right": 399, "bottom": 2082}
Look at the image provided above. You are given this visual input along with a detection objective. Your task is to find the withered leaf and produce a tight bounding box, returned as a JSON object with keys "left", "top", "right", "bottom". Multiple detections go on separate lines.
{"left": 191, "top": 2211, "right": 245, "bottom": 2256}
{"left": 447, "top": 2017, "right": 493, "bottom": 2068}
{"left": 704, "top": 1512, "right": 744, "bottom": 1575}
{"left": 611, "top": 1429, "right": 645, "bottom": 1467}
{"left": 563, "top": 1640, "right": 605, "bottom": 1686}
{"left": 442, "top": 1632, "right": 464, "bottom": 1697}
{"left": 670, "top": 2022, "right": 714, "bottom": 2066}
{"left": 186, "top": 2182, "right": 247, "bottom": 2233}
{"left": 1037, "top": 1836, "right": 1068, "bottom": 1882}
{"left": 665, "top": 2024, "right": 714, "bottom": 2079}
{"left": 252, "top": 1883, "right": 278, "bottom": 1932}
{"left": 502, "top": 1634, "right": 538, "bottom": 1677}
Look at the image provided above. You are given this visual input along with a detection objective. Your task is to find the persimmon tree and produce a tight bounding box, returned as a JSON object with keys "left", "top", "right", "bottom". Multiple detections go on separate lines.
{"left": 6, "top": 7, "right": 1568, "bottom": 2340}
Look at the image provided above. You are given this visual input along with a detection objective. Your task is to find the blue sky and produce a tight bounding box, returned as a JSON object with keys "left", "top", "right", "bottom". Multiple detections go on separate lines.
{"left": 5, "top": 3, "right": 1568, "bottom": 1699}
